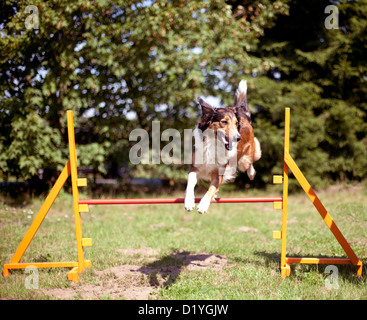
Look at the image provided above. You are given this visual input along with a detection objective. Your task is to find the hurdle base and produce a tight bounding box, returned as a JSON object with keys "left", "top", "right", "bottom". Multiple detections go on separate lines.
{"left": 281, "top": 264, "right": 291, "bottom": 279}
{"left": 281, "top": 257, "right": 362, "bottom": 278}
{"left": 3, "top": 260, "right": 91, "bottom": 283}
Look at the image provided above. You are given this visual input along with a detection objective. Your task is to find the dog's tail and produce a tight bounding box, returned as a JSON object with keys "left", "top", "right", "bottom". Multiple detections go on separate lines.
{"left": 235, "top": 80, "right": 248, "bottom": 107}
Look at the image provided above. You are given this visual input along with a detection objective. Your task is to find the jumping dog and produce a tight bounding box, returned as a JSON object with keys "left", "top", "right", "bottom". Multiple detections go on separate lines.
{"left": 184, "top": 80, "right": 261, "bottom": 214}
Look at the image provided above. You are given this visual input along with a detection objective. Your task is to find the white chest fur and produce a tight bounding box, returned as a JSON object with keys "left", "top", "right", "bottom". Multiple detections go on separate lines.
{"left": 192, "top": 127, "right": 238, "bottom": 183}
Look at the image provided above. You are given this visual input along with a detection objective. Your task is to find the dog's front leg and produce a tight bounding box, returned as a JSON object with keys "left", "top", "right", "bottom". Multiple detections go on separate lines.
{"left": 197, "top": 172, "right": 223, "bottom": 214}
{"left": 185, "top": 171, "right": 198, "bottom": 211}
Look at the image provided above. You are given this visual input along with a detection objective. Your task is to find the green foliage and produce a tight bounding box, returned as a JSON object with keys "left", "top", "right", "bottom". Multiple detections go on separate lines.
{"left": 0, "top": 111, "right": 63, "bottom": 179}
{"left": 77, "top": 142, "right": 110, "bottom": 175}
{"left": 247, "top": 0, "right": 367, "bottom": 187}
{"left": 1, "top": 0, "right": 366, "bottom": 190}
{"left": 0, "top": 0, "right": 287, "bottom": 185}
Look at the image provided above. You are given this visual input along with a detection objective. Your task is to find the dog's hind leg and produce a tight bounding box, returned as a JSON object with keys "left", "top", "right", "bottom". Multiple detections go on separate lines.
{"left": 185, "top": 171, "right": 197, "bottom": 211}
{"left": 238, "top": 155, "right": 256, "bottom": 180}
{"left": 237, "top": 154, "right": 251, "bottom": 173}
{"left": 197, "top": 172, "right": 223, "bottom": 214}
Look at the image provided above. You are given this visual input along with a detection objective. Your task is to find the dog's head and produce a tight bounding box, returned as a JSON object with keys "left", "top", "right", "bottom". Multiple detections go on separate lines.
{"left": 197, "top": 97, "right": 241, "bottom": 151}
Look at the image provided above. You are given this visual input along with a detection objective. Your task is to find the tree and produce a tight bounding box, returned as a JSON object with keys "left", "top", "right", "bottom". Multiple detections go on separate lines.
{"left": 246, "top": 0, "right": 367, "bottom": 187}
{"left": 0, "top": 0, "right": 288, "bottom": 185}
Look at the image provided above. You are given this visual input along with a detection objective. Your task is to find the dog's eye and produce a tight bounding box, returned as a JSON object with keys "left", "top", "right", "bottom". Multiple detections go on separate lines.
{"left": 221, "top": 120, "right": 228, "bottom": 125}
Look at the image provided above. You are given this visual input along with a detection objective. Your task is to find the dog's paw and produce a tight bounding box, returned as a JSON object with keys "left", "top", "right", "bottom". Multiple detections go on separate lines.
{"left": 184, "top": 195, "right": 196, "bottom": 212}
{"left": 197, "top": 195, "right": 211, "bottom": 214}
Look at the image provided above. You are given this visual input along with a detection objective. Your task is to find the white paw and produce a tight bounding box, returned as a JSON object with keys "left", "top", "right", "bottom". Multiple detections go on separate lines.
{"left": 184, "top": 195, "right": 195, "bottom": 211}
{"left": 197, "top": 195, "right": 211, "bottom": 214}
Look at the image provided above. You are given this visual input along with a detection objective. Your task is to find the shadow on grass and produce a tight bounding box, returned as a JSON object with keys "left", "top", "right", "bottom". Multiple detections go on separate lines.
{"left": 254, "top": 251, "right": 366, "bottom": 283}
{"left": 137, "top": 250, "right": 227, "bottom": 288}
{"left": 113, "top": 248, "right": 365, "bottom": 293}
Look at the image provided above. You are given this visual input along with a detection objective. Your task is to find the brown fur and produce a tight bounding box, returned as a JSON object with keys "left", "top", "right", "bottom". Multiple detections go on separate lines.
{"left": 236, "top": 114, "right": 256, "bottom": 172}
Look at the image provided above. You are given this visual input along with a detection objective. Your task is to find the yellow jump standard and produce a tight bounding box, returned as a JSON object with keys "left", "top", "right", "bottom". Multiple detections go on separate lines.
{"left": 3, "top": 108, "right": 362, "bottom": 282}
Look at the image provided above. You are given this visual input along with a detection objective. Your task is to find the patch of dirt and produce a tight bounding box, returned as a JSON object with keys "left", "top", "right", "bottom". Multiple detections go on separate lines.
{"left": 116, "top": 247, "right": 160, "bottom": 257}
{"left": 181, "top": 215, "right": 192, "bottom": 221}
{"left": 149, "top": 223, "right": 166, "bottom": 229}
{"left": 235, "top": 226, "right": 258, "bottom": 233}
{"left": 42, "top": 248, "right": 230, "bottom": 300}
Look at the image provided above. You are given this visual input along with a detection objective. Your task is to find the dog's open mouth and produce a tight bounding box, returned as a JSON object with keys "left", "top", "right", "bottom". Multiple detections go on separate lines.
{"left": 218, "top": 132, "right": 232, "bottom": 151}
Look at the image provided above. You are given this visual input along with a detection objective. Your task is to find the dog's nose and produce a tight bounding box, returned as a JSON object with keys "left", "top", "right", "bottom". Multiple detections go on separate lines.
{"left": 236, "top": 135, "right": 241, "bottom": 142}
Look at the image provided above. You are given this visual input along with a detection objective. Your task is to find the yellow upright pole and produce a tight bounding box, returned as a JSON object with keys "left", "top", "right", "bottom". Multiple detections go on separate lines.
{"left": 67, "top": 111, "right": 86, "bottom": 274}
{"left": 280, "top": 108, "right": 290, "bottom": 278}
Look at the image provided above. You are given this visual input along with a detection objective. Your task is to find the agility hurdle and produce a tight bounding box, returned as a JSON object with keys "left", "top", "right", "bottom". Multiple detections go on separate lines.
{"left": 3, "top": 108, "right": 362, "bottom": 283}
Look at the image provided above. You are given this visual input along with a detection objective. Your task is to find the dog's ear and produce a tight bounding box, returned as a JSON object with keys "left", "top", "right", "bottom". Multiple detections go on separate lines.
{"left": 197, "top": 97, "right": 216, "bottom": 130}
{"left": 197, "top": 97, "right": 215, "bottom": 116}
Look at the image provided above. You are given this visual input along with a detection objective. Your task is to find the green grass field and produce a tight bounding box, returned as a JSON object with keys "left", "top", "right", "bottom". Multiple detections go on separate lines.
{"left": 1, "top": 182, "right": 366, "bottom": 300}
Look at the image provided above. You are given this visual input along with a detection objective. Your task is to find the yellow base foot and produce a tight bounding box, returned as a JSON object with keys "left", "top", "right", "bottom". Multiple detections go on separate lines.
{"left": 281, "top": 264, "right": 291, "bottom": 279}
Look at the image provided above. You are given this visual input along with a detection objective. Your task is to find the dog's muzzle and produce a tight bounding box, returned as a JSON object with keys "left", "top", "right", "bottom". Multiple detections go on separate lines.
{"left": 218, "top": 132, "right": 241, "bottom": 151}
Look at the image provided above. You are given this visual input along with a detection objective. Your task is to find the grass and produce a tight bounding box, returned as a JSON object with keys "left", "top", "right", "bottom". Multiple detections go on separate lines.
{"left": 1, "top": 182, "right": 366, "bottom": 300}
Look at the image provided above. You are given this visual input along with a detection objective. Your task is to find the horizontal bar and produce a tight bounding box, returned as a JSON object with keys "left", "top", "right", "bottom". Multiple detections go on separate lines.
{"left": 286, "top": 257, "right": 353, "bottom": 265}
{"left": 4, "top": 260, "right": 92, "bottom": 271}
{"left": 4, "top": 261, "right": 79, "bottom": 269}
{"left": 79, "top": 197, "right": 283, "bottom": 205}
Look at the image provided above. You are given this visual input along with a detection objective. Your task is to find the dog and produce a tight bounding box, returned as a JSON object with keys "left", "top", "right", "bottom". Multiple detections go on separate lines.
{"left": 184, "top": 80, "right": 261, "bottom": 214}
